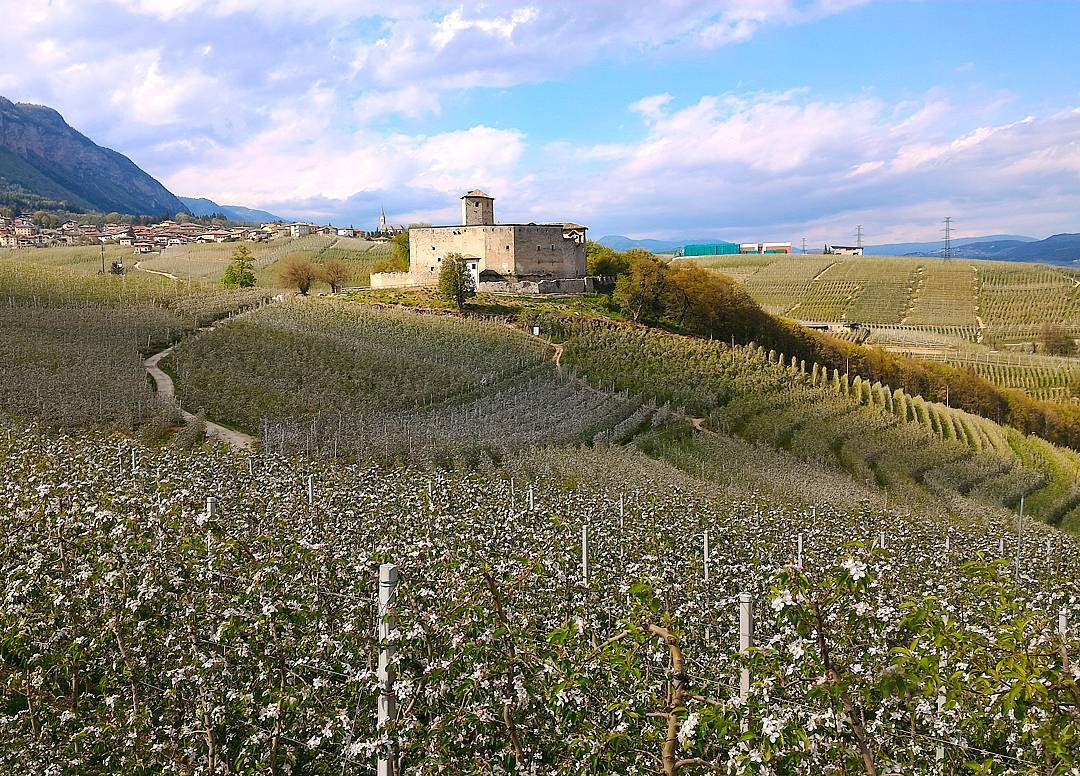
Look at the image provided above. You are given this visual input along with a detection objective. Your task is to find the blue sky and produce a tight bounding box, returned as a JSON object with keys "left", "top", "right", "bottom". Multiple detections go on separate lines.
{"left": 2, "top": 0, "right": 1079, "bottom": 243}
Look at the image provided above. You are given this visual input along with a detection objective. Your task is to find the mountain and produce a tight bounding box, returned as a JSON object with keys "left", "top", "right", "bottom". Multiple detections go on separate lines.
{"left": 597, "top": 235, "right": 711, "bottom": 253}
{"left": 0, "top": 97, "right": 187, "bottom": 216}
{"left": 886, "top": 233, "right": 1080, "bottom": 264}
{"left": 863, "top": 234, "right": 1036, "bottom": 257}
{"left": 988, "top": 233, "right": 1080, "bottom": 263}
{"left": 179, "top": 196, "right": 284, "bottom": 224}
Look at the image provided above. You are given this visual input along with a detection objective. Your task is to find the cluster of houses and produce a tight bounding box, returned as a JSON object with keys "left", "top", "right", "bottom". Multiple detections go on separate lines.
{"left": 0, "top": 210, "right": 406, "bottom": 254}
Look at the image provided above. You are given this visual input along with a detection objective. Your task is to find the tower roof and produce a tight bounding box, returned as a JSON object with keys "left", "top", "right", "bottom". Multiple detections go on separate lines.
{"left": 461, "top": 189, "right": 494, "bottom": 199}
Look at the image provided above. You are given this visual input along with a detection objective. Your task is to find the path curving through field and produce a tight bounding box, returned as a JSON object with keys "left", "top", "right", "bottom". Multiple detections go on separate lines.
{"left": 144, "top": 346, "right": 257, "bottom": 450}
{"left": 133, "top": 260, "right": 180, "bottom": 281}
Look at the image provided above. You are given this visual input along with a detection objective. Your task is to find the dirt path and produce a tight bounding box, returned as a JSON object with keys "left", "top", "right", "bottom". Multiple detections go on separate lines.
{"left": 552, "top": 341, "right": 564, "bottom": 368}
{"left": 133, "top": 260, "right": 180, "bottom": 281}
{"left": 144, "top": 346, "right": 257, "bottom": 450}
{"left": 810, "top": 261, "right": 838, "bottom": 282}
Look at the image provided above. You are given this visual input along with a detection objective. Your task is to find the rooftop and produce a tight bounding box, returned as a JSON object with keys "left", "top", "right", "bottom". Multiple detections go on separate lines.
{"left": 461, "top": 189, "right": 493, "bottom": 199}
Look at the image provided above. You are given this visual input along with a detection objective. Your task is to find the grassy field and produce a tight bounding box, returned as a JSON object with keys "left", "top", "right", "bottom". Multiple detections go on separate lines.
{"left": 689, "top": 252, "right": 1080, "bottom": 401}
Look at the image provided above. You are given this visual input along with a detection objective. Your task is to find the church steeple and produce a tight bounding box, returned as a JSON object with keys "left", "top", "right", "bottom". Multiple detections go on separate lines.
{"left": 379, "top": 206, "right": 387, "bottom": 234}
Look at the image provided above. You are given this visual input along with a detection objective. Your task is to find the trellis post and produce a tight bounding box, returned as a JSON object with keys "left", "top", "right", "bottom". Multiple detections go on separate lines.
{"left": 205, "top": 496, "right": 217, "bottom": 518}
{"left": 307, "top": 474, "right": 315, "bottom": 506}
{"left": 528, "top": 486, "right": 534, "bottom": 512}
{"left": 1015, "top": 495, "right": 1025, "bottom": 585}
{"left": 377, "top": 563, "right": 399, "bottom": 776}
{"left": 581, "top": 524, "right": 589, "bottom": 586}
{"left": 879, "top": 531, "right": 885, "bottom": 550}
{"left": 796, "top": 533, "right": 803, "bottom": 569}
{"left": 703, "top": 530, "right": 710, "bottom": 583}
{"left": 738, "top": 592, "right": 753, "bottom": 701}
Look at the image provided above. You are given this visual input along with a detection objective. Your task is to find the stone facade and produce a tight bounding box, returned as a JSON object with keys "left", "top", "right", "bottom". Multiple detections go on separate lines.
{"left": 372, "top": 190, "right": 587, "bottom": 290}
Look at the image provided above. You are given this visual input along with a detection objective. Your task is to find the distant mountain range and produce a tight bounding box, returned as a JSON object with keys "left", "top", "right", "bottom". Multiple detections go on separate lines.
{"left": 862, "top": 234, "right": 1036, "bottom": 256}
{"left": 0, "top": 96, "right": 187, "bottom": 216}
{"left": 866, "top": 233, "right": 1080, "bottom": 264}
{"left": 597, "top": 235, "right": 707, "bottom": 253}
{"left": 602, "top": 232, "right": 1080, "bottom": 265}
{"left": 179, "top": 196, "right": 284, "bottom": 224}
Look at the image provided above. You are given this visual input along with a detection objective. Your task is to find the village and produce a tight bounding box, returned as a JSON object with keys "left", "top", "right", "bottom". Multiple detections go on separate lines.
{"left": 0, "top": 210, "right": 405, "bottom": 252}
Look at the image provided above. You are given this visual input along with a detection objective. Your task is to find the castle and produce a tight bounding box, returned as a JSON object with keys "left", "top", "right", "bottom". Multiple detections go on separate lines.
{"left": 370, "top": 190, "right": 591, "bottom": 293}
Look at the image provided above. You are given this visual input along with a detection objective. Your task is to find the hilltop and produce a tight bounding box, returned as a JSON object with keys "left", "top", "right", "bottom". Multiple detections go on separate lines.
{"left": 0, "top": 97, "right": 187, "bottom": 216}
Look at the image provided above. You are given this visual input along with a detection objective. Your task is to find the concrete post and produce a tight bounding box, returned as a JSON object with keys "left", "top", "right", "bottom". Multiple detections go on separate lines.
{"left": 739, "top": 592, "right": 753, "bottom": 701}
{"left": 796, "top": 533, "right": 803, "bottom": 569}
{"left": 528, "top": 486, "right": 534, "bottom": 512}
{"left": 1016, "top": 495, "right": 1024, "bottom": 585}
{"left": 377, "top": 563, "right": 399, "bottom": 776}
{"left": 205, "top": 496, "right": 217, "bottom": 518}
{"left": 879, "top": 531, "right": 885, "bottom": 550}
{"left": 307, "top": 474, "right": 314, "bottom": 506}
{"left": 703, "top": 530, "right": 710, "bottom": 583}
{"left": 581, "top": 524, "right": 589, "bottom": 586}
{"left": 1060, "top": 607, "right": 1068, "bottom": 640}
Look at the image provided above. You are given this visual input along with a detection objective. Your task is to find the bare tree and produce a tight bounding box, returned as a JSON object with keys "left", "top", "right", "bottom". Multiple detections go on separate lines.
{"left": 320, "top": 258, "right": 351, "bottom": 293}
{"left": 278, "top": 258, "right": 317, "bottom": 295}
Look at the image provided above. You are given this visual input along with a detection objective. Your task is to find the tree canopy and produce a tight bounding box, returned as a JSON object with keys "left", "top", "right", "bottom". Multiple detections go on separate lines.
{"left": 438, "top": 253, "right": 476, "bottom": 311}
{"left": 222, "top": 245, "right": 256, "bottom": 288}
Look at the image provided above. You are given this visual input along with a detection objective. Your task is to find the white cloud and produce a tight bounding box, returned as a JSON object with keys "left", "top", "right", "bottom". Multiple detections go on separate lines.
{"left": 509, "top": 91, "right": 1080, "bottom": 243}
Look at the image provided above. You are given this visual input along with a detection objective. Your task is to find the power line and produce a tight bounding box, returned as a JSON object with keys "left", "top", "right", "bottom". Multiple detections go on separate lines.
{"left": 801, "top": 237, "right": 807, "bottom": 255}
{"left": 943, "top": 217, "right": 953, "bottom": 259}
{"left": 855, "top": 225, "right": 863, "bottom": 248}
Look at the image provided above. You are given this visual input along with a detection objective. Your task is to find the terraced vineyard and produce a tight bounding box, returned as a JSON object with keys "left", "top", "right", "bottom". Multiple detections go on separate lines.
{"left": 4, "top": 256, "right": 1080, "bottom": 772}
{"left": 904, "top": 261, "right": 978, "bottom": 326}
{"left": 690, "top": 253, "right": 1080, "bottom": 401}
{"left": 0, "top": 260, "right": 271, "bottom": 428}
{"left": 166, "top": 301, "right": 648, "bottom": 459}
{"left": 978, "top": 263, "right": 1080, "bottom": 335}
{"left": 526, "top": 312, "right": 1080, "bottom": 532}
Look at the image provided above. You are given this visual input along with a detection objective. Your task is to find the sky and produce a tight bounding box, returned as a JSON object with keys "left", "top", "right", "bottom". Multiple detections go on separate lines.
{"left": 2, "top": 0, "right": 1079, "bottom": 244}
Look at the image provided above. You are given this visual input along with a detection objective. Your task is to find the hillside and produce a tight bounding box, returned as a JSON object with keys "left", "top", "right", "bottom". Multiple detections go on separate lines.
{"left": 867, "top": 233, "right": 1080, "bottom": 264}
{"left": 2, "top": 257, "right": 1079, "bottom": 771}
{"left": 864, "top": 234, "right": 1035, "bottom": 256}
{"left": 179, "top": 196, "right": 284, "bottom": 223}
{"left": 0, "top": 96, "right": 187, "bottom": 215}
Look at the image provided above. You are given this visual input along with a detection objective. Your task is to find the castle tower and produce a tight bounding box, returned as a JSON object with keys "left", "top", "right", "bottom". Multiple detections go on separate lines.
{"left": 461, "top": 189, "right": 495, "bottom": 226}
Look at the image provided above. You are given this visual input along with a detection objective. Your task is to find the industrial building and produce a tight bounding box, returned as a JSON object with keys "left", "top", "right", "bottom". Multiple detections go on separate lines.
{"left": 676, "top": 241, "right": 791, "bottom": 256}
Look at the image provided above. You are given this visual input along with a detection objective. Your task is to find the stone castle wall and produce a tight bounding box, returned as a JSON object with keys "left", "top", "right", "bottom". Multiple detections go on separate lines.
{"left": 408, "top": 224, "right": 584, "bottom": 281}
